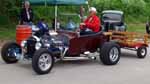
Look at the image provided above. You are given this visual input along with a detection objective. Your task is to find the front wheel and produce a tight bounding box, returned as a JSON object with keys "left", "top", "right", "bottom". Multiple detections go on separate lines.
{"left": 137, "top": 46, "right": 147, "bottom": 58}
{"left": 1, "top": 42, "right": 21, "bottom": 64}
{"left": 100, "top": 42, "right": 120, "bottom": 65}
{"left": 32, "top": 48, "right": 54, "bottom": 75}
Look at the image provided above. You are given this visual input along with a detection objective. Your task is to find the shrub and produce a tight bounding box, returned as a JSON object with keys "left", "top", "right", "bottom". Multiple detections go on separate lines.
{"left": 91, "top": 0, "right": 146, "bottom": 16}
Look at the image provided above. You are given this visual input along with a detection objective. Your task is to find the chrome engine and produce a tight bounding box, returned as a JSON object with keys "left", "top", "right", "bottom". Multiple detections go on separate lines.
{"left": 20, "top": 31, "right": 69, "bottom": 59}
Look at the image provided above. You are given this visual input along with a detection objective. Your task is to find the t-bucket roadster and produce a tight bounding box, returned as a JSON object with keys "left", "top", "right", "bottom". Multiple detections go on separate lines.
{"left": 1, "top": 0, "right": 121, "bottom": 75}
{"left": 1, "top": 29, "right": 121, "bottom": 75}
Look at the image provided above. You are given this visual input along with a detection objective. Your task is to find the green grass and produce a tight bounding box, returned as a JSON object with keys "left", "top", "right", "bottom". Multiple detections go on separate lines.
{"left": 0, "top": 24, "right": 16, "bottom": 40}
{"left": 127, "top": 23, "right": 146, "bottom": 33}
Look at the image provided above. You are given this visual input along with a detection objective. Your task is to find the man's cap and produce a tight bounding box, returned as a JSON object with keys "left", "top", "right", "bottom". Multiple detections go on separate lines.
{"left": 89, "top": 7, "right": 97, "bottom": 13}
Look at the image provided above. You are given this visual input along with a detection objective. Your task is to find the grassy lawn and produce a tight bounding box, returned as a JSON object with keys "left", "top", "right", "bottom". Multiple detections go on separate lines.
{"left": 0, "top": 23, "right": 147, "bottom": 40}
{"left": 127, "top": 23, "right": 146, "bottom": 33}
{"left": 0, "top": 25, "right": 16, "bottom": 40}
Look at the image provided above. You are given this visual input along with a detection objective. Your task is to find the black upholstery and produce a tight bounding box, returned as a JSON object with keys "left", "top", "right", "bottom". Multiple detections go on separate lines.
{"left": 80, "top": 31, "right": 104, "bottom": 37}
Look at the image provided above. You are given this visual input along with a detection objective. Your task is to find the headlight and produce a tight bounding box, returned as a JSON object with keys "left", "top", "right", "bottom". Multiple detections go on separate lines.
{"left": 21, "top": 40, "right": 27, "bottom": 47}
{"left": 44, "top": 43, "right": 50, "bottom": 47}
{"left": 35, "top": 42, "right": 42, "bottom": 50}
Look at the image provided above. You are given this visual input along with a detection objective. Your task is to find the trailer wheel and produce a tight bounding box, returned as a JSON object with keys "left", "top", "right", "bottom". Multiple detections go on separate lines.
{"left": 1, "top": 42, "right": 21, "bottom": 64}
{"left": 32, "top": 48, "right": 54, "bottom": 75}
{"left": 137, "top": 46, "right": 147, "bottom": 58}
{"left": 100, "top": 42, "right": 120, "bottom": 65}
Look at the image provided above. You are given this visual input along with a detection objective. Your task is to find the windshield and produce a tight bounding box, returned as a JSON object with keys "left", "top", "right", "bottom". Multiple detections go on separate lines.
{"left": 102, "top": 13, "right": 122, "bottom": 21}
{"left": 59, "top": 14, "right": 80, "bottom": 31}
{"left": 51, "top": 6, "right": 88, "bottom": 31}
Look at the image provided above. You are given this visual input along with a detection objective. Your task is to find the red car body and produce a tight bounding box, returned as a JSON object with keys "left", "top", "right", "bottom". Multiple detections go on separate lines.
{"left": 57, "top": 30, "right": 108, "bottom": 56}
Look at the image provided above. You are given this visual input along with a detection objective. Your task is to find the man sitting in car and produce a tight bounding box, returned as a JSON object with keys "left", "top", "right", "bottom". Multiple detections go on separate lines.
{"left": 80, "top": 7, "right": 101, "bottom": 35}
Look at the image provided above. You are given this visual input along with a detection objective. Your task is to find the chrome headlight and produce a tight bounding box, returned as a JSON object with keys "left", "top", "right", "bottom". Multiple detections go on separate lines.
{"left": 21, "top": 40, "right": 27, "bottom": 47}
{"left": 44, "top": 43, "right": 50, "bottom": 47}
{"left": 35, "top": 42, "right": 42, "bottom": 50}
{"left": 41, "top": 39, "right": 51, "bottom": 47}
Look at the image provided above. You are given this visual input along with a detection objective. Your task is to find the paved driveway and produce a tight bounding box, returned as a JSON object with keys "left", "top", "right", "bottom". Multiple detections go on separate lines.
{"left": 0, "top": 48, "right": 150, "bottom": 84}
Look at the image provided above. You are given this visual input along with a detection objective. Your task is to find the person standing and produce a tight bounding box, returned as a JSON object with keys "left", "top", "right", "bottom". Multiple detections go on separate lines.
{"left": 20, "top": 1, "right": 33, "bottom": 25}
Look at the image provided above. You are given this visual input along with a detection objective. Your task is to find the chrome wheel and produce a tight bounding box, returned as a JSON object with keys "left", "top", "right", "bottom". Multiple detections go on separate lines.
{"left": 7, "top": 46, "right": 19, "bottom": 58}
{"left": 100, "top": 42, "right": 120, "bottom": 65}
{"left": 141, "top": 48, "right": 146, "bottom": 56}
{"left": 109, "top": 47, "right": 119, "bottom": 62}
{"left": 38, "top": 53, "right": 52, "bottom": 71}
{"left": 137, "top": 46, "right": 147, "bottom": 58}
{"left": 1, "top": 42, "right": 21, "bottom": 63}
{"left": 32, "top": 48, "right": 54, "bottom": 75}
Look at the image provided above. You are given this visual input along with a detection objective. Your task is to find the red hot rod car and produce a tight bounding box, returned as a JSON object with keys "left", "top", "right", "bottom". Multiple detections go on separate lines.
{"left": 1, "top": 29, "right": 121, "bottom": 75}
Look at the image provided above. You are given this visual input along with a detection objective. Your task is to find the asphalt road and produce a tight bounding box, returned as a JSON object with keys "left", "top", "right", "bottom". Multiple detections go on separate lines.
{"left": 0, "top": 48, "right": 150, "bottom": 84}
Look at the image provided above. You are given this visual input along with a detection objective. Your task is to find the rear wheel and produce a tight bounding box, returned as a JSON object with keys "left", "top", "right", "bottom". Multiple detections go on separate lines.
{"left": 137, "top": 46, "right": 147, "bottom": 58}
{"left": 1, "top": 42, "right": 21, "bottom": 64}
{"left": 32, "top": 48, "right": 54, "bottom": 75}
{"left": 100, "top": 42, "right": 120, "bottom": 65}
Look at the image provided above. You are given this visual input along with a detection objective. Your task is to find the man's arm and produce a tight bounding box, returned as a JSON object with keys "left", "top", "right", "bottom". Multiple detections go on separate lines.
{"left": 85, "top": 16, "right": 100, "bottom": 32}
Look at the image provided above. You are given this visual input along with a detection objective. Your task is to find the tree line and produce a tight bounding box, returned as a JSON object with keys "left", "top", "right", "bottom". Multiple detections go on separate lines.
{"left": 0, "top": 0, "right": 150, "bottom": 24}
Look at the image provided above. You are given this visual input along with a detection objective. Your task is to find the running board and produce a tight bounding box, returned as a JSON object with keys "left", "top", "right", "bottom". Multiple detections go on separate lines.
{"left": 123, "top": 47, "right": 137, "bottom": 51}
{"left": 62, "top": 57, "right": 89, "bottom": 61}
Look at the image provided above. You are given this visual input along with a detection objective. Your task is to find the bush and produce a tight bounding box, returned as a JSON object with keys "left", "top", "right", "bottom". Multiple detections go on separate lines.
{"left": 92, "top": 0, "right": 146, "bottom": 16}
{"left": 0, "top": 0, "right": 150, "bottom": 24}
{"left": 0, "top": 0, "right": 21, "bottom": 24}
{"left": 0, "top": 15, "right": 10, "bottom": 25}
